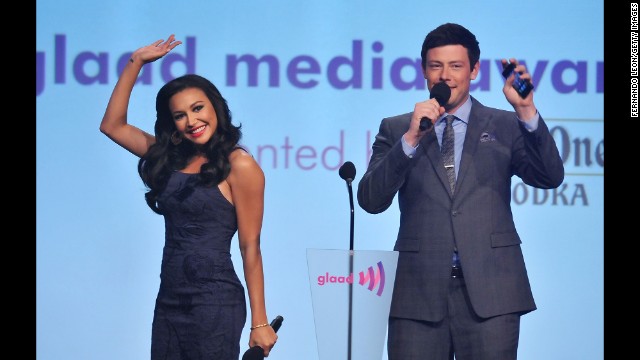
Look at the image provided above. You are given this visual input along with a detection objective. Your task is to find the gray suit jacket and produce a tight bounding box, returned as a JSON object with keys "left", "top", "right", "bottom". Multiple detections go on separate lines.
{"left": 357, "top": 97, "right": 564, "bottom": 321}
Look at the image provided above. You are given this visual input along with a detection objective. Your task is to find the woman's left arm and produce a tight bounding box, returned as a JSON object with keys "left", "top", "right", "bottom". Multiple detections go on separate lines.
{"left": 228, "top": 150, "right": 277, "bottom": 355}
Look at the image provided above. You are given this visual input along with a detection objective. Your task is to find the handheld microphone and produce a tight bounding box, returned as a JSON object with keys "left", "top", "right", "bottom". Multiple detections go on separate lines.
{"left": 419, "top": 82, "right": 451, "bottom": 131}
{"left": 241, "top": 315, "right": 284, "bottom": 360}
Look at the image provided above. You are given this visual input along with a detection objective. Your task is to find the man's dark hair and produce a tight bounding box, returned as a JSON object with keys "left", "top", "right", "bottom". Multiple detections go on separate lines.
{"left": 421, "top": 23, "right": 480, "bottom": 70}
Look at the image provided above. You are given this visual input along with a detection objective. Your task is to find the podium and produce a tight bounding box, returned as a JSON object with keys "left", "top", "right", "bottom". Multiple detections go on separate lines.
{"left": 307, "top": 248, "right": 398, "bottom": 360}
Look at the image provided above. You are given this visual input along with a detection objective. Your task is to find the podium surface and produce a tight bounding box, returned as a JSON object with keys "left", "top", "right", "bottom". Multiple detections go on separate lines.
{"left": 307, "top": 249, "right": 398, "bottom": 360}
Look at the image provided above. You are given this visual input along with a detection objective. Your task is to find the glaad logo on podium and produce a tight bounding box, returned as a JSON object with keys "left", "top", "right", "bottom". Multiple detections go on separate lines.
{"left": 316, "top": 261, "right": 387, "bottom": 296}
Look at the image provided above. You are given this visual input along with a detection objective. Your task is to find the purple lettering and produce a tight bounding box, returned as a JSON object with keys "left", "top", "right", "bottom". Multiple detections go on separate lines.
{"left": 389, "top": 58, "right": 422, "bottom": 90}
{"left": 327, "top": 40, "right": 363, "bottom": 89}
{"left": 74, "top": 52, "right": 109, "bottom": 85}
{"left": 115, "top": 52, "right": 154, "bottom": 85}
{"left": 36, "top": 52, "right": 45, "bottom": 96}
{"left": 371, "top": 41, "right": 384, "bottom": 89}
{"left": 527, "top": 60, "right": 549, "bottom": 88}
{"left": 470, "top": 59, "right": 491, "bottom": 92}
{"left": 249, "top": 132, "right": 344, "bottom": 170}
{"left": 321, "top": 130, "right": 344, "bottom": 170}
{"left": 226, "top": 53, "right": 280, "bottom": 87}
{"left": 282, "top": 136, "right": 293, "bottom": 168}
{"left": 296, "top": 146, "right": 317, "bottom": 170}
{"left": 256, "top": 144, "right": 277, "bottom": 168}
{"left": 287, "top": 55, "right": 321, "bottom": 88}
{"left": 36, "top": 36, "right": 603, "bottom": 98}
{"left": 552, "top": 60, "right": 587, "bottom": 93}
{"left": 596, "top": 61, "right": 604, "bottom": 93}
{"left": 160, "top": 36, "right": 197, "bottom": 82}
{"left": 37, "top": 34, "right": 196, "bottom": 96}
{"left": 55, "top": 34, "right": 66, "bottom": 84}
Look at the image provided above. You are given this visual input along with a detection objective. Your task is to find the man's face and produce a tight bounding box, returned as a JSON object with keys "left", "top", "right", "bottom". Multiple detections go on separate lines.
{"left": 423, "top": 44, "right": 479, "bottom": 113}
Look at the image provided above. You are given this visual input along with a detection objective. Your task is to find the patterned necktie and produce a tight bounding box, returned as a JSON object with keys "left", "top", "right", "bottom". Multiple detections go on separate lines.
{"left": 441, "top": 115, "right": 456, "bottom": 194}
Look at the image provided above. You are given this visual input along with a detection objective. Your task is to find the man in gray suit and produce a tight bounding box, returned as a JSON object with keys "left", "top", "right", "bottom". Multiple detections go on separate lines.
{"left": 357, "top": 23, "right": 564, "bottom": 360}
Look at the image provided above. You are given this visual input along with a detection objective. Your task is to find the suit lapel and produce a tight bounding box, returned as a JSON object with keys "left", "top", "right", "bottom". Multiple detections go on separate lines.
{"left": 456, "top": 98, "right": 487, "bottom": 196}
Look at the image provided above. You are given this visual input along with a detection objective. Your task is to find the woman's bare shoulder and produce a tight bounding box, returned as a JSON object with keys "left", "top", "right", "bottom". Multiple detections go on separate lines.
{"left": 229, "top": 148, "right": 264, "bottom": 177}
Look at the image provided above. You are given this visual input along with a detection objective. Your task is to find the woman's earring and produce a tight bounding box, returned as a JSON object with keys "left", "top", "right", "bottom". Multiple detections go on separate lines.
{"left": 171, "top": 131, "right": 183, "bottom": 145}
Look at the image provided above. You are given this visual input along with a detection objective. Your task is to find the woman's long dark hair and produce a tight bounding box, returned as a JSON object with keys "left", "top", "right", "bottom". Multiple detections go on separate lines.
{"left": 138, "top": 74, "right": 242, "bottom": 214}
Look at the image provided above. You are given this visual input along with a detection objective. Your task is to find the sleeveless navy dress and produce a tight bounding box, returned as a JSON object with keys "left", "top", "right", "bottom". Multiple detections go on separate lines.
{"left": 150, "top": 171, "right": 246, "bottom": 360}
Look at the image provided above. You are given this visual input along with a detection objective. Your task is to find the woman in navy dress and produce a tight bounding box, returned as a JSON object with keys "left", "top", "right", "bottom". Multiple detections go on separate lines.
{"left": 100, "top": 34, "right": 277, "bottom": 359}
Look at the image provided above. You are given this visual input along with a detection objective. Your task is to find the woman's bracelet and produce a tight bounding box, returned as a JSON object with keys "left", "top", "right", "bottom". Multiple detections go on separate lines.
{"left": 250, "top": 323, "right": 270, "bottom": 330}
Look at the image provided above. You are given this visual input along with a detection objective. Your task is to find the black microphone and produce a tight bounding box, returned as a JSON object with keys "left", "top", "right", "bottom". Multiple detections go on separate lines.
{"left": 338, "top": 161, "right": 356, "bottom": 185}
{"left": 419, "top": 82, "right": 452, "bottom": 131}
{"left": 339, "top": 161, "right": 357, "bottom": 356}
{"left": 241, "top": 315, "right": 284, "bottom": 360}
{"left": 338, "top": 161, "right": 356, "bottom": 251}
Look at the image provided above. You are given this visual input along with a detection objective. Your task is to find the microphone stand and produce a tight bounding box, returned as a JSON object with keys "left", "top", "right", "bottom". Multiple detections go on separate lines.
{"left": 338, "top": 161, "right": 356, "bottom": 360}
{"left": 346, "top": 178, "right": 354, "bottom": 360}
{"left": 347, "top": 178, "right": 355, "bottom": 251}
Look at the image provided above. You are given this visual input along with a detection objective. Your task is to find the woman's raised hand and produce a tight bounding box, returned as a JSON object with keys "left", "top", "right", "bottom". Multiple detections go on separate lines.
{"left": 130, "top": 34, "right": 182, "bottom": 65}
